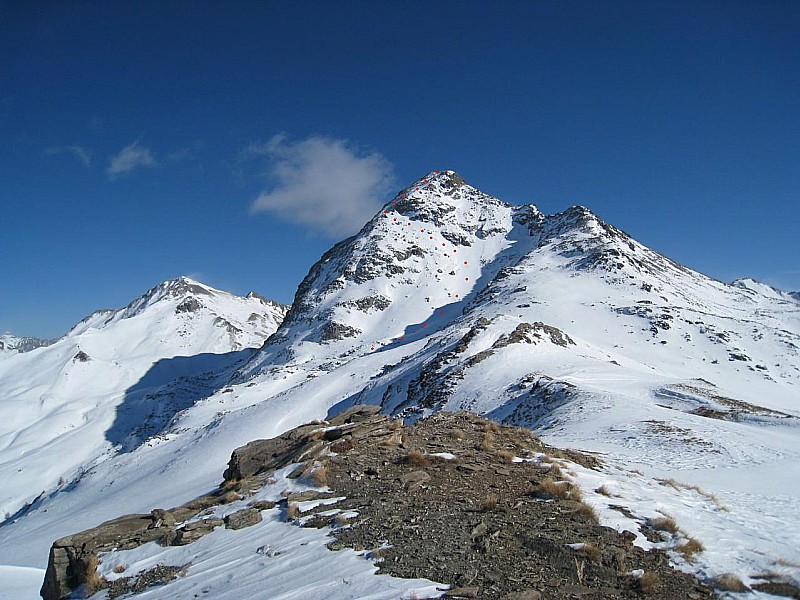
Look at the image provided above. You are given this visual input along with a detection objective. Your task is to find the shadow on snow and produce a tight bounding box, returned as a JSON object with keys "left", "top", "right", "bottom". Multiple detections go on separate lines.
{"left": 106, "top": 349, "right": 256, "bottom": 453}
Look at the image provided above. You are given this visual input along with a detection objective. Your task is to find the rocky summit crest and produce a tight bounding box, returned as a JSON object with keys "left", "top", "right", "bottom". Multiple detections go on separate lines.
{"left": 41, "top": 407, "right": 716, "bottom": 600}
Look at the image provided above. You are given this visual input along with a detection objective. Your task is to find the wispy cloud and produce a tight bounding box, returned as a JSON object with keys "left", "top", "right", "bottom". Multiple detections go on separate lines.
{"left": 45, "top": 145, "right": 91, "bottom": 168}
{"left": 107, "top": 141, "right": 156, "bottom": 179}
{"left": 249, "top": 135, "right": 395, "bottom": 237}
{"left": 168, "top": 139, "right": 205, "bottom": 162}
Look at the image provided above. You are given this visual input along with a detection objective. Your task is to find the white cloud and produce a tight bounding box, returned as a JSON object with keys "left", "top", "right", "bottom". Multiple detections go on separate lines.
{"left": 249, "top": 135, "right": 395, "bottom": 238}
{"left": 107, "top": 141, "right": 156, "bottom": 179}
{"left": 45, "top": 145, "right": 91, "bottom": 168}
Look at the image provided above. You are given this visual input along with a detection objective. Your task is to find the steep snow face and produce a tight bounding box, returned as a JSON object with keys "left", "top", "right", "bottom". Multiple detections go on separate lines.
{"left": 245, "top": 170, "right": 531, "bottom": 371}
{"left": 0, "top": 277, "right": 287, "bottom": 520}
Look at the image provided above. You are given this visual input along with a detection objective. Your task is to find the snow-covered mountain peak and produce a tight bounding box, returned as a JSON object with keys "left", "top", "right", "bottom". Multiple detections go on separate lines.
{"left": 730, "top": 277, "right": 798, "bottom": 303}
{"left": 0, "top": 333, "right": 54, "bottom": 354}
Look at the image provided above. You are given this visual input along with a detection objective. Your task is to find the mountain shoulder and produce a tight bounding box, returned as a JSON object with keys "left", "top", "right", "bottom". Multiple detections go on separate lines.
{"left": 42, "top": 408, "right": 717, "bottom": 600}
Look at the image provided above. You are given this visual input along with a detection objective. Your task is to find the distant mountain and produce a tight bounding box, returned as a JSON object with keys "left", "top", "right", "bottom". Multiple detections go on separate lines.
{"left": 0, "top": 333, "right": 55, "bottom": 354}
{"left": 0, "top": 277, "right": 287, "bottom": 524}
{"left": 1, "top": 173, "right": 798, "bottom": 599}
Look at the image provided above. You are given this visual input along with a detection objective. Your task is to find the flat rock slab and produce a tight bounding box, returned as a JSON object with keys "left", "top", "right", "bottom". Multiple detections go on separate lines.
{"left": 224, "top": 508, "right": 262, "bottom": 530}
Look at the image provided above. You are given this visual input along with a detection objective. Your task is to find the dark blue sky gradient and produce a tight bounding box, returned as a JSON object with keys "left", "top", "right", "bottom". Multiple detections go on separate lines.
{"left": 1, "top": 1, "right": 798, "bottom": 337}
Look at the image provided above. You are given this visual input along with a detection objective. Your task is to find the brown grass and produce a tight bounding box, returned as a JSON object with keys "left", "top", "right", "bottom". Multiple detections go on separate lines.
{"left": 776, "top": 558, "right": 800, "bottom": 568}
{"left": 113, "top": 564, "right": 126, "bottom": 574}
{"left": 485, "top": 421, "right": 500, "bottom": 433}
{"left": 651, "top": 515, "right": 679, "bottom": 534}
{"left": 639, "top": 571, "right": 660, "bottom": 593}
{"left": 309, "top": 429, "right": 327, "bottom": 441}
{"left": 535, "top": 477, "right": 585, "bottom": 501}
{"left": 540, "top": 460, "right": 563, "bottom": 477}
{"left": 335, "top": 512, "right": 351, "bottom": 525}
{"left": 577, "top": 543, "right": 602, "bottom": 564}
{"left": 495, "top": 449, "right": 515, "bottom": 464}
{"left": 84, "top": 555, "right": 105, "bottom": 594}
{"left": 219, "top": 490, "right": 240, "bottom": 504}
{"left": 577, "top": 502, "right": 599, "bottom": 522}
{"left": 312, "top": 464, "right": 329, "bottom": 486}
{"left": 676, "top": 537, "right": 705, "bottom": 560}
{"left": 656, "top": 478, "right": 728, "bottom": 511}
{"left": 712, "top": 573, "right": 749, "bottom": 592}
{"left": 480, "top": 431, "right": 495, "bottom": 451}
{"left": 286, "top": 501, "right": 300, "bottom": 519}
{"left": 595, "top": 484, "right": 615, "bottom": 497}
{"left": 568, "top": 484, "right": 583, "bottom": 502}
{"left": 450, "top": 428, "right": 465, "bottom": 440}
{"left": 480, "top": 493, "right": 499, "bottom": 511}
{"left": 406, "top": 449, "right": 429, "bottom": 466}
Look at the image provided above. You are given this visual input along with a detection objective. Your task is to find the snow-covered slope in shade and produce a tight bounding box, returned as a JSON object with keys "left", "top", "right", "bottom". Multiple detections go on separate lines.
{"left": 0, "top": 277, "right": 287, "bottom": 521}
{"left": 1, "top": 172, "right": 798, "bottom": 599}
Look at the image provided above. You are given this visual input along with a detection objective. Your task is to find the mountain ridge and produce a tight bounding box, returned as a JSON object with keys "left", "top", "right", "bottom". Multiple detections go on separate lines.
{"left": 0, "top": 171, "right": 798, "bottom": 599}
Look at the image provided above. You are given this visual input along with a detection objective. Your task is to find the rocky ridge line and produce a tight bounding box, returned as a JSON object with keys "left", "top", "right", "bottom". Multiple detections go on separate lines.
{"left": 41, "top": 407, "right": 721, "bottom": 600}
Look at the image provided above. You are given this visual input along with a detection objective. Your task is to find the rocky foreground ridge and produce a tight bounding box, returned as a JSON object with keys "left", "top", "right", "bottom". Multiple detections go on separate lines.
{"left": 40, "top": 407, "right": 727, "bottom": 600}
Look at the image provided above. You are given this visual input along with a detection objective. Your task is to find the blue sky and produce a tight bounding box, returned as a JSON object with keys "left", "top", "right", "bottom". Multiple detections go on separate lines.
{"left": 1, "top": 1, "right": 798, "bottom": 338}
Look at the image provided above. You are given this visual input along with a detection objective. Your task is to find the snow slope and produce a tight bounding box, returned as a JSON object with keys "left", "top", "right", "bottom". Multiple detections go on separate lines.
{"left": 0, "top": 277, "right": 286, "bottom": 522}
{"left": 1, "top": 172, "right": 798, "bottom": 598}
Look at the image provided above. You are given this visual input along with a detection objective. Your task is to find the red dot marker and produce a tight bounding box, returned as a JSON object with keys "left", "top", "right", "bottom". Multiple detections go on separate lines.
{"left": 370, "top": 347, "right": 375, "bottom": 351}
{"left": 400, "top": 336, "right": 405, "bottom": 340}
{"left": 416, "top": 187, "right": 419, "bottom": 190}
{"left": 423, "top": 323, "right": 427, "bottom": 327}
{"left": 439, "top": 310, "right": 443, "bottom": 314}
{"left": 455, "top": 294, "right": 459, "bottom": 298}
{"left": 423, "top": 179, "right": 428, "bottom": 183}
{"left": 442, "top": 243, "right": 445, "bottom": 247}
{"left": 465, "top": 277, "right": 469, "bottom": 281}
{"left": 464, "top": 261, "right": 468, "bottom": 265}
{"left": 420, "top": 229, "right": 424, "bottom": 232}
{"left": 435, "top": 170, "right": 439, "bottom": 174}
{"left": 430, "top": 236, "right": 433, "bottom": 239}
{"left": 453, "top": 249, "right": 457, "bottom": 253}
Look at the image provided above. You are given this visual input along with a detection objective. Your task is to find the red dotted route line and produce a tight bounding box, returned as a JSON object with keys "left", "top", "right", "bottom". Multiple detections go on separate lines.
{"left": 367, "top": 172, "right": 473, "bottom": 352}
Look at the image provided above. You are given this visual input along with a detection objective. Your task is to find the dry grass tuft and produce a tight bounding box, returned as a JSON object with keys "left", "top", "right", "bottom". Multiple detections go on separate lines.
{"left": 485, "top": 421, "right": 500, "bottom": 434}
{"left": 536, "top": 477, "right": 584, "bottom": 502}
{"left": 309, "top": 429, "right": 326, "bottom": 441}
{"left": 480, "top": 431, "right": 495, "bottom": 451}
{"left": 406, "top": 449, "right": 429, "bottom": 466}
{"left": 312, "top": 464, "right": 329, "bottom": 486}
{"left": 286, "top": 501, "right": 300, "bottom": 519}
{"left": 481, "top": 493, "right": 499, "bottom": 511}
{"left": 450, "top": 428, "right": 465, "bottom": 440}
{"left": 335, "top": 512, "right": 351, "bottom": 525}
{"left": 595, "top": 484, "right": 616, "bottom": 497}
{"left": 84, "top": 555, "right": 105, "bottom": 594}
{"left": 495, "top": 449, "right": 515, "bottom": 464}
{"left": 219, "top": 490, "right": 240, "bottom": 504}
{"left": 657, "top": 478, "right": 728, "bottom": 511}
{"left": 539, "top": 460, "right": 563, "bottom": 478}
{"left": 651, "top": 515, "right": 679, "bottom": 534}
{"left": 676, "top": 537, "right": 705, "bottom": 560}
{"left": 639, "top": 571, "right": 660, "bottom": 593}
{"left": 577, "top": 502, "right": 599, "bottom": 522}
{"left": 577, "top": 543, "right": 602, "bottom": 564}
{"left": 712, "top": 573, "right": 749, "bottom": 592}
{"left": 113, "top": 564, "right": 126, "bottom": 574}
